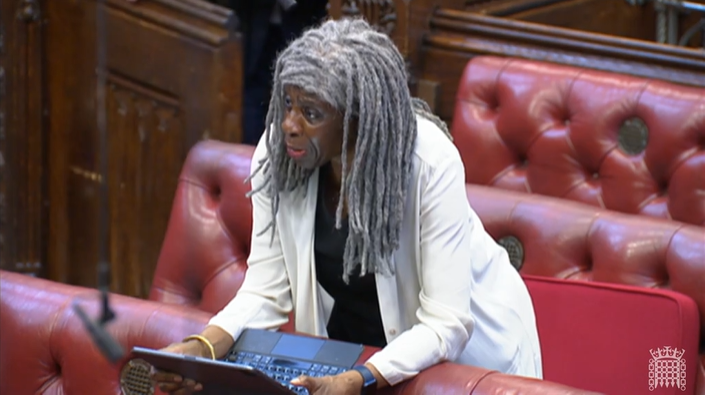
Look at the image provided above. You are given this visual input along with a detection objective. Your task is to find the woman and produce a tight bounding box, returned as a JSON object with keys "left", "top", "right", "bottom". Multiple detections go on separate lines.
{"left": 153, "top": 18, "right": 542, "bottom": 395}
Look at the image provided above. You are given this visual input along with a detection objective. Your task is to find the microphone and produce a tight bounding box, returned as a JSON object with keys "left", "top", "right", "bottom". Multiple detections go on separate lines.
{"left": 72, "top": 300, "right": 124, "bottom": 364}
{"left": 72, "top": 261, "right": 126, "bottom": 364}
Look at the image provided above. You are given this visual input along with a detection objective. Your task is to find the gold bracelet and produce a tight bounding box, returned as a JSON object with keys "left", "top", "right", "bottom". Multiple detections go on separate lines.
{"left": 182, "top": 334, "right": 216, "bottom": 360}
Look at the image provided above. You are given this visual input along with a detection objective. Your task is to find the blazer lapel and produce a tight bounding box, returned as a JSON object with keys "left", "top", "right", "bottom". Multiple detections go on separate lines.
{"left": 291, "top": 170, "right": 329, "bottom": 336}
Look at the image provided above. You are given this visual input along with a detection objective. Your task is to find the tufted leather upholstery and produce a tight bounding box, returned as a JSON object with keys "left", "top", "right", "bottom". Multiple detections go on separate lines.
{"left": 452, "top": 56, "right": 705, "bottom": 226}
{"left": 466, "top": 183, "right": 705, "bottom": 393}
{"left": 148, "top": 143, "right": 255, "bottom": 314}
{"left": 147, "top": 142, "right": 298, "bottom": 332}
{"left": 0, "top": 271, "right": 597, "bottom": 395}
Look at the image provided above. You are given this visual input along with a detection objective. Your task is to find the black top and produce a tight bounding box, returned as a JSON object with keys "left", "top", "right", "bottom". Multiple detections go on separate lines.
{"left": 314, "top": 170, "right": 388, "bottom": 348}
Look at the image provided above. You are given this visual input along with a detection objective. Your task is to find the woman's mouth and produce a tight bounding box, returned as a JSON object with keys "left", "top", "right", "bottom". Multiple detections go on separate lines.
{"left": 286, "top": 146, "right": 307, "bottom": 159}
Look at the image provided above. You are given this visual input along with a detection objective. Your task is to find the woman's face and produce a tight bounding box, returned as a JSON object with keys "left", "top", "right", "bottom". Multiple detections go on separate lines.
{"left": 281, "top": 85, "right": 346, "bottom": 170}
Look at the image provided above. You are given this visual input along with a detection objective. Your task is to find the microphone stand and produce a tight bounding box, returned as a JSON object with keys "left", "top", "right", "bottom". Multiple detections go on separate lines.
{"left": 72, "top": 0, "right": 125, "bottom": 365}
{"left": 72, "top": 261, "right": 124, "bottom": 364}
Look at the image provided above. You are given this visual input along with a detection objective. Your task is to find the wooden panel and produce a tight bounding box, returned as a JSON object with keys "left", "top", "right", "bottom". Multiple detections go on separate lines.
{"left": 105, "top": 73, "right": 184, "bottom": 297}
{"left": 45, "top": 0, "right": 242, "bottom": 298}
{"left": 421, "top": 8, "right": 705, "bottom": 122}
{"left": 0, "top": 0, "right": 46, "bottom": 277}
{"left": 418, "top": 47, "right": 475, "bottom": 124}
{"left": 505, "top": 0, "right": 657, "bottom": 40}
{"left": 465, "top": 0, "right": 656, "bottom": 40}
{"left": 46, "top": 0, "right": 99, "bottom": 287}
{"left": 0, "top": 1, "right": 8, "bottom": 273}
{"left": 466, "top": 0, "right": 704, "bottom": 48}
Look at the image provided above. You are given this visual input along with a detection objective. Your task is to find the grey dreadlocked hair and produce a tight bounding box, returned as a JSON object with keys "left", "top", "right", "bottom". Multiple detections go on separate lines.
{"left": 247, "top": 17, "right": 451, "bottom": 282}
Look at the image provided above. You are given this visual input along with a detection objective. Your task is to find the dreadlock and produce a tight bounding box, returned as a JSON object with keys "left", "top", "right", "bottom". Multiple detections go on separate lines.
{"left": 247, "top": 17, "right": 451, "bottom": 282}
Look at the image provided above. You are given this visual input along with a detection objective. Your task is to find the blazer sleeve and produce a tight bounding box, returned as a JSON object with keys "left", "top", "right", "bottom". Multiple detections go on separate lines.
{"left": 207, "top": 137, "right": 293, "bottom": 340}
{"left": 365, "top": 154, "right": 476, "bottom": 385}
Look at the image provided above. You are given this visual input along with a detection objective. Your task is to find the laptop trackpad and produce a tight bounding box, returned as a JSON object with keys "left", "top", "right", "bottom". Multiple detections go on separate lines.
{"left": 234, "top": 330, "right": 363, "bottom": 367}
{"left": 272, "top": 335, "right": 324, "bottom": 360}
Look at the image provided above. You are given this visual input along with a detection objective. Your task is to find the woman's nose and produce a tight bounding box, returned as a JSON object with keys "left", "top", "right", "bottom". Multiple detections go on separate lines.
{"left": 281, "top": 111, "right": 303, "bottom": 137}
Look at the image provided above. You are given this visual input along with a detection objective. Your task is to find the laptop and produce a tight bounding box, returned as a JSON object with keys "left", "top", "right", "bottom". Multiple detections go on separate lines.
{"left": 132, "top": 328, "right": 365, "bottom": 395}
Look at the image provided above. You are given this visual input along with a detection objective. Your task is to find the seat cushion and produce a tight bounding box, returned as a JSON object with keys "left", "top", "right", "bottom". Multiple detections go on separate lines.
{"left": 524, "top": 275, "right": 700, "bottom": 394}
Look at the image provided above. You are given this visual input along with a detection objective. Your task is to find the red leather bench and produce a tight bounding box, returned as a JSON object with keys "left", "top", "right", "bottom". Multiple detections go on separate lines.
{"left": 451, "top": 55, "right": 705, "bottom": 226}
{"left": 2, "top": 140, "right": 701, "bottom": 394}
{"left": 0, "top": 270, "right": 593, "bottom": 395}
{"left": 0, "top": 141, "right": 599, "bottom": 394}
{"left": 146, "top": 140, "right": 704, "bottom": 394}
{"left": 466, "top": 181, "right": 705, "bottom": 393}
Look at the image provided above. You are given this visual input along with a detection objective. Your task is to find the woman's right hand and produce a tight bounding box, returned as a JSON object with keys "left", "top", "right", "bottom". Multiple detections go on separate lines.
{"left": 150, "top": 340, "right": 207, "bottom": 394}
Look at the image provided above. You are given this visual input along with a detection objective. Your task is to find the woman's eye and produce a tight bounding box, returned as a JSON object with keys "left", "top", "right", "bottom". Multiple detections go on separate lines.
{"left": 284, "top": 96, "right": 292, "bottom": 108}
{"left": 305, "top": 108, "right": 321, "bottom": 121}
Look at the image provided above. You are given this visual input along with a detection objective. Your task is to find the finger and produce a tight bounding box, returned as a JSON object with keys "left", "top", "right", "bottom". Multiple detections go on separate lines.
{"left": 151, "top": 370, "right": 183, "bottom": 383}
{"left": 182, "top": 378, "right": 201, "bottom": 389}
{"left": 177, "top": 379, "right": 203, "bottom": 392}
{"left": 158, "top": 382, "right": 184, "bottom": 393}
{"left": 291, "top": 375, "right": 318, "bottom": 390}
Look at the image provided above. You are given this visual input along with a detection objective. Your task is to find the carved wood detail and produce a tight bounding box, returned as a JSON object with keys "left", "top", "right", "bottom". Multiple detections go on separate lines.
{"left": 341, "top": 0, "right": 397, "bottom": 35}
{"left": 327, "top": 0, "right": 467, "bottom": 97}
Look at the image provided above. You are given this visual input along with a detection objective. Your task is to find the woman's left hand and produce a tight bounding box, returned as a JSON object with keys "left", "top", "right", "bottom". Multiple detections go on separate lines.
{"left": 291, "top": 371, "right": 363, "bottom": 395}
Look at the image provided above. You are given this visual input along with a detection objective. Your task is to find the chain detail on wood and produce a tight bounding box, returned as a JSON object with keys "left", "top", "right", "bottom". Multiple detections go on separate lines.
{"left": 341, "top": 0, "right": 397, "bottom": 35}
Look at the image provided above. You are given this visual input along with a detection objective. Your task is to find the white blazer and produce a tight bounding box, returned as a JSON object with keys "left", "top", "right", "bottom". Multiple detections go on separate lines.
{"left": 209, "top": 115, "right": 543, "bottom": 385}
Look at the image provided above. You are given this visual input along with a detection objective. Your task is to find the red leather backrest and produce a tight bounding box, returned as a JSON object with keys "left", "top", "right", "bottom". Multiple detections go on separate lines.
{"left": 149, "top": 141, "right": 255, "bottom": 313}
{"left": 452, "top": 56, "right": 705, "bottom": 226}
{"left": 465, "top": 183, "right": 705, "bottom": 344}
{"left": 524, "top": 275, "right": 699, "bottom": 395}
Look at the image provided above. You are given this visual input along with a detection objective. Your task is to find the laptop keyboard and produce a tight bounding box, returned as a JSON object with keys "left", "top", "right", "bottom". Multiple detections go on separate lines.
{"left": 226, "top": 351, "right": 351, "bottom": 394}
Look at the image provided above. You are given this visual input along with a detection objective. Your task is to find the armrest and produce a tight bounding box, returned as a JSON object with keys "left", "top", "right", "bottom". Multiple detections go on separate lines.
{"left": 380, "top": 362, "right": 600, "bottom": 395}
{"left": 0, "top": 270, "right": 211, "bottom": 395}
